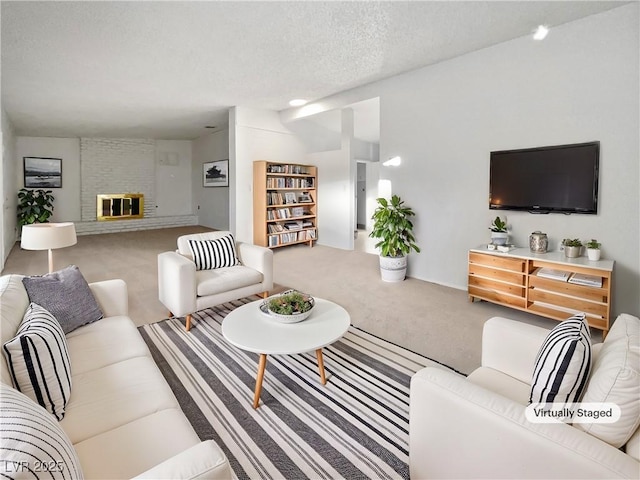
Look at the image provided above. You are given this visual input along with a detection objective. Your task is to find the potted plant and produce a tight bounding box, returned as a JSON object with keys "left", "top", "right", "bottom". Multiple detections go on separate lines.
{"left": 489, "top": 216, "right": 508, "bottom": 246}
{"left": 369, "top": 195, "right": 420, "bottom": 282}
{"left": 17, "top": 188, "right": 55, "bottom": 227}
{"left": 586, "top": 239, "right": 601, "bottom": 261}
{"left": 562, "top": 238, "right": 583, "bottom": 258}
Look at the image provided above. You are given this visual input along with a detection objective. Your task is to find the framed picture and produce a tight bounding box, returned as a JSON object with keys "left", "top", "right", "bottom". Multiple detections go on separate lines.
{"left": 284, "top": 192, "right": 297, "bottom": 204}
{"left": 203, "top": 159, "right": 229, "bottom": 187}
{"left": 24, "top": 157, "right": 62, "bottom": 188}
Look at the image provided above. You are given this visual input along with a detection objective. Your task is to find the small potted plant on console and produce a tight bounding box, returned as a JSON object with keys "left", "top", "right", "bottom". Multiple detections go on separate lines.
{"left": 562, "top": 238, "right": 583, "bottom": 258}
{"left": 586, "top": 239, "right": 601, "bottom": 261}
{"left": 489, "top": 216, "right": 508, "bottom": 246}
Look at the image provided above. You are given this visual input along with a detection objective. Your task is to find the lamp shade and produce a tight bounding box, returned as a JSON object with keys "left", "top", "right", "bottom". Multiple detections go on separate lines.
{"left": 21, "top": 222, "right": 77, "bottom": 251}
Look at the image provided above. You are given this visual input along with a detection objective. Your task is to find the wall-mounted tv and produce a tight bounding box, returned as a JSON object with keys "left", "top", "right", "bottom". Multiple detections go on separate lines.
{"left": 489, "top": 141, "right": 599, "bottom": 214}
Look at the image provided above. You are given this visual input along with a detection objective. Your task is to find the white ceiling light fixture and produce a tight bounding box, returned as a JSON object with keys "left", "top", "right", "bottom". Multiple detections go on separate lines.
{"left": 289, "top": 99, "right": 307, "bottom": 107}
{"left": 383, "top": 156, "right": 402, "bottom": 167}
{"left": 533, "top": 25, "right": 549, "bottom": 40}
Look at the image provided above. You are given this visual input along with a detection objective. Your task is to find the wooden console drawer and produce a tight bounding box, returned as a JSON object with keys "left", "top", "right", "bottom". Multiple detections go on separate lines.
{"left": 469, "top": 275, "right": 525, "bottom": 297}
{"left": 469, "top": 252, "right": 526, "bottom": 272}
{"left": 469, "top": 263, "right": 525, "bottom": 286}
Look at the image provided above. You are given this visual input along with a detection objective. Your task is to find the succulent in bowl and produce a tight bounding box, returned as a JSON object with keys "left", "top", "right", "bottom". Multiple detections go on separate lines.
{"left": 267, "top": 291, "right": 313, "bottom": 315}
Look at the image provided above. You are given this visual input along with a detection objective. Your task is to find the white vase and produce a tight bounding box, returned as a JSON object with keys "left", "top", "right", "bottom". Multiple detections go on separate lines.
{"left": 491, "top": 232, "right": 508, "bottom": 246}
{"left": 379, "top": 255, "right": 407, "bottom": 282}
{"left": 587, "top": 248, "right": 601, "bottom": 261}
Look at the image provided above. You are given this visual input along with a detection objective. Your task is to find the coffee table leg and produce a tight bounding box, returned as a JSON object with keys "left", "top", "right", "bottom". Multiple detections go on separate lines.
{"left": 253, "top": 354, "right": 267, "bottom": 409}
{"left": 316, "top": 348, "right": 327, "bottom": 385}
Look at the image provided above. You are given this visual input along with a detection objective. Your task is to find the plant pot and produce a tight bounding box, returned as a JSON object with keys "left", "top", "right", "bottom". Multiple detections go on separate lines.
{"left": 587, "top": 248, "right": 601, "bottom": 261}
{"left": 379, "top": 255, "right": 407, "bottom": 282}
{"left": 490, "top": 232, "right": 508, "bottom": 246}
{"left": 564, "top": 246, "right": 582, "bottom": 258}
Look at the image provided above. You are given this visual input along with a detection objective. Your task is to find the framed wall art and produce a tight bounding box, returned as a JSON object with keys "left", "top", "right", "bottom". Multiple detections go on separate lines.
{"left": 203, "top": 159, "right": 229, "bottom": 187}
{"left": 24, "top": 157, "right": 62, "bottom": 188}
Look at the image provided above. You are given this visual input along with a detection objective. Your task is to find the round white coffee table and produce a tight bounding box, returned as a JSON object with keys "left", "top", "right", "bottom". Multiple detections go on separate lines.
{"left": 222, "top": 297, "right": 350, "bottom": 408}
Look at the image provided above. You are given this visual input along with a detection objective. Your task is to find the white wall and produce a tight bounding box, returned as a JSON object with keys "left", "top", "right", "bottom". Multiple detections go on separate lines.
{"left": 230, "top": 107, "right": 307, "bottom": 243}
{"left": 1, "top": 109, "right": 17, "bottom": 268}
{"left": 365, "top": 160, "right": 380, "bottom": 230}
{"left": 155, "top": 140, "right": 192, "bottom": 217}
{"left": 16, "top": 137, "right": 81, "bottom": 222}
{"left": 382, "top": 5, "right": 639, "bottom": 316}
{"left": 308, "top": 149, "right": 353, "bottom": 249}
{"left": 282, "top": 4, "right": 640, "bottom": 316}
{"left": 12, "top": 136, "right": 196, "bottom": 235}
{"left": 192, "top": 130, "right": 229, "bottom": 230}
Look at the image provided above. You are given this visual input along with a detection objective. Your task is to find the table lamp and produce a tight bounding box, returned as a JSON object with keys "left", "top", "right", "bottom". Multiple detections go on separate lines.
{"left": 20, "top": 222, "right": 77, "bottom": 273}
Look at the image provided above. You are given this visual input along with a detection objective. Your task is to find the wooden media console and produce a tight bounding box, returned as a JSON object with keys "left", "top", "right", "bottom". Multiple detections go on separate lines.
{"left": 468, "top": 247, "right": 614, "bottom": 337}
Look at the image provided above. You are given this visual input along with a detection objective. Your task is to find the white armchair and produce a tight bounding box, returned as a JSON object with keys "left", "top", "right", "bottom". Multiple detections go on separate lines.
{"left": 158, "top": 231, "right": 273, "bottom": 331}
{"left": 409, "top": 315, "right": 640, "bottom": 479}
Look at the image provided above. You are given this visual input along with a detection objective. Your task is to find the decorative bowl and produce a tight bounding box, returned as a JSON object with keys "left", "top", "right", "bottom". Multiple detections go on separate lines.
{"left": 259, "top": 290, "right": 315, "bottom": 324}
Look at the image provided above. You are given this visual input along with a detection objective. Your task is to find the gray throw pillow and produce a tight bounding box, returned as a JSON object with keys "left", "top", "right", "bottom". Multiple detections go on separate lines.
{"left": 22, "top": 265, "right": 103, "bottom": 334}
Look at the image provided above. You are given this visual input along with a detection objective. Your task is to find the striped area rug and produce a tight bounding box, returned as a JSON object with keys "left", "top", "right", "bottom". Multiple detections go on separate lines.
{"left": 139, "top": 297, "right": 455, "bottom": 480}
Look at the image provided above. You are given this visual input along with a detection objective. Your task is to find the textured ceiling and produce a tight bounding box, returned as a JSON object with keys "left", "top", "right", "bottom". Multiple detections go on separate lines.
{"left": 1, "top": 1, "right": 627, "bottom": 140}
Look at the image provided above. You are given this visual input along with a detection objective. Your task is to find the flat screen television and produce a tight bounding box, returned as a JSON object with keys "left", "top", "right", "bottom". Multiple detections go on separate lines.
{"left": 489, "top": 141, "right": 599, "bottom": 214}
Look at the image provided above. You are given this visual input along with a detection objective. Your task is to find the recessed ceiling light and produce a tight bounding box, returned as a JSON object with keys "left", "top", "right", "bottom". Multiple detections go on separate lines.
{"left": 533, "top": 25, "right": 549, "bottom": 40}
{"left": 289, "top": 99, "right": 307, "bottom": 107}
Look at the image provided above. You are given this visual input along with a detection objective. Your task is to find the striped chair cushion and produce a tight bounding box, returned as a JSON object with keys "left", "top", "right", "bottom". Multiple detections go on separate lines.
{"left": 2, "top": 303, "right": 72, "bottom": 421}
{"left": 0, "top": 384, "right": 83, "bottom": 479}
{"left": 188, "top": 235, "right": 240, "bottom": 270}
{"left": 530, "top": 313, "right": 592, "bottom": 404}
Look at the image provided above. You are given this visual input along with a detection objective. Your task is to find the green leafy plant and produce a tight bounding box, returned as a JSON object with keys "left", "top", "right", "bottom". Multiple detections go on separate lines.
{"left": 268, "top": 291, "right": 313, "bottom": 315}
{"left": 586, "top": 239, "right": 601, "bottom": 249}
{"left": 489, "top": 216, "right": 507, "bottom": 233}
{"left": 17, "top": 188, "right": 55, "bottom": 226}
{"left": 369, "top": 195, "right": 420, "bottom": 257}
{"left": 562, "top": 238, "right": 583, "bottom": 247}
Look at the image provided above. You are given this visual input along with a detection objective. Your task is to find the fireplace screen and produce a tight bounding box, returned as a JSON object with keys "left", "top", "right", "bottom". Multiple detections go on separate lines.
{"left": 97, "top": 194, "right": 144, "bottom": 221}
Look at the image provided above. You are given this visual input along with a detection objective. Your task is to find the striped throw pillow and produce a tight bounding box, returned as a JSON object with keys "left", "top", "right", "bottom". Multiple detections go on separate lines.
{"left": 2, "top": 303, "right": 72, "bottom": 421}
{"left": 188, "top": 235, "right": 240, "bottom": 270}
{"left": 0, "top": 384, "right": 84, "bottom": 479}
{"left": 529, "top": 313, "right": 592, "bottom": 404}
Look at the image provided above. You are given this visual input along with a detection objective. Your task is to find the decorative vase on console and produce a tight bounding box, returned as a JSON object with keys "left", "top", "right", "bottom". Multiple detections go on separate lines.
{"left": 529, "top": 231, "right": 548, "bottom": 253}
{"left": 562, "top": 238, "right": 583, "bottom": 258}
{"left": 586, "top": 239, "right": 601, "bottom": 261}
{"left": 489, "top": 216, "right": 508, "bottom": 246}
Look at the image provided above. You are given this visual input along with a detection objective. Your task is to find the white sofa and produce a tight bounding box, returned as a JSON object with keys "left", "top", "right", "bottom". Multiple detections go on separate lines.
{"left": 158, "top": 231, "right": 273, "bottom": 331}
{"left": 0, "top": 274, "right": 232, "bottom": 479}
{"left": 410, "top": 314, "right": 640, "bottom": 479}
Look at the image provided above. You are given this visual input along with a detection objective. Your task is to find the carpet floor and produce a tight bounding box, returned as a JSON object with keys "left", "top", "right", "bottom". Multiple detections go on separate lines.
{"left": 138, "top": 297, "right": 460, "bottom": 480}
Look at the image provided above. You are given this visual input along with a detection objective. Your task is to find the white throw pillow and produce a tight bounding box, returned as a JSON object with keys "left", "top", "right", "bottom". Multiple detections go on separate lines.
{"left": 2, "top": 303, "right": 72, "bottom": 420}
{"left": 575, "top": 314, "right": 640, "bottom": 448}
{"left": 188, "top": 235, "right": 240, "bottom": 270}
{"left": 530, "top": 313, "right": 592, "bottom": 404}
{"left": 0, "top": 384, "right": 84, "bottom": 479}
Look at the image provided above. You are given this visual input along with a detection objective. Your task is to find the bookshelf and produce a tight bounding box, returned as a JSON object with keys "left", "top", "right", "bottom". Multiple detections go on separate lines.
{"left": 468, "top": 248, "right": 614, "bottom": 338}
{"left": 253, "top": 161, "right": 317, "bottom": 249}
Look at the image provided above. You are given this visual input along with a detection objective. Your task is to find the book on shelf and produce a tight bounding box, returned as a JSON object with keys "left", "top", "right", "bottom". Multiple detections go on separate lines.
{"left": 536, "top": 268, "right": 571, "bottom": 282}
{"left": 267, "top": 164, "right": 309, "bottom": 175}
{"left": 267, "top": 192, "right": 284, "bottom": 205}
{"left": 284, "top": 221, "right": 303, "bottom": 230}
{"left": 568, "top": 273, "right": 603, "bottom": 287}
{"left": 298, "top": 192, "right": 312, "bottom": 203}
{"left": 291, "top": 206, "right": 305, "bottom": 217}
